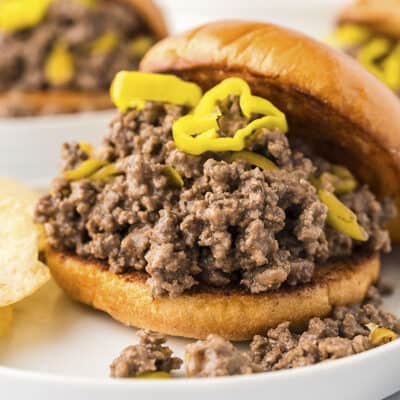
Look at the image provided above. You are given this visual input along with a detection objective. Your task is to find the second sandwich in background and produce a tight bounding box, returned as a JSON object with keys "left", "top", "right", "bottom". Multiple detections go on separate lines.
{"left": 329, "top": 0, "right": 400, "bottom": 97}
{"left": 0, "top": 0, "right": 167, "bottom": 117}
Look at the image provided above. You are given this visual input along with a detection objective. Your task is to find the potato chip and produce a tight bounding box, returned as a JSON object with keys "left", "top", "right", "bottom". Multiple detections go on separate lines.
{"left": 0, "top": 306, "right": 13, "bottom": 336}
{"left": 0, "top": 177, "right": 39, "bottom": 215}
{"left": 0, "top": 198, "right": 50, "bottom": 307}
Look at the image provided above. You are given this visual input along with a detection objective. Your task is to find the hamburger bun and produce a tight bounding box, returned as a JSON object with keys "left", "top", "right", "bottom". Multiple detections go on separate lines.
{"left": 45, "top": 21, "right": 400, "bottom": 340}
{"left": 338, "top": 0, "right": 400, "bottom": 39}
{"left": 45, "top": 247, "right": 379, "bottom": 341}
{"left": 0, "top": 0, "right": 168, "bottom": 117}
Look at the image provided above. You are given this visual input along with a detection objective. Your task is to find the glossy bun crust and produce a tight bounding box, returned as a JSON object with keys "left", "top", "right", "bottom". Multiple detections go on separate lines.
{"left": 0, "top": 0, "right": 168, "bottom": 116}
{"left": 45, "top": 247, "right": 379, "bottom": 341}
{"left": 338, "top": 0, "right": 400, "bottom": 39}
{"left": 141, "top": 20, "right": 400, "bottom": 240}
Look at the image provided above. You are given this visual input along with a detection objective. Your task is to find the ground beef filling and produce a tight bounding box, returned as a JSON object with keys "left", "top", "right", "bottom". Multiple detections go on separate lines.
{"left": 110, "top": 330, "right": 182, "bottom": 378}
{"left": 185, "top": 290, "right": 400, "bottom": 377}
{"left": 0, "top": 0, "right": 153, "bottom": 116}
{"left": 35, "top": 97, "right": 396, "bottom": 298}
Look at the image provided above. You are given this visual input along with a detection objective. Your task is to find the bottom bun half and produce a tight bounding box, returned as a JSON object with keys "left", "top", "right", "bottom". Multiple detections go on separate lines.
{"left": 45, "top": 247, "right": 380, "bottom": 341}
{"left": 0, "top": 90, "right": 112, "bottom": 117}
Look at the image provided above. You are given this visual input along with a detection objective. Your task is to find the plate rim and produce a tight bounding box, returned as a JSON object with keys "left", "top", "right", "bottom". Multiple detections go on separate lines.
{"left": 0, "top": 338, "right": 398, "bottom": 387}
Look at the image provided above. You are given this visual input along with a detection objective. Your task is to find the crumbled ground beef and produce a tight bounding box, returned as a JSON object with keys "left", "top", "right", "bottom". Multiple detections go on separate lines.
{"left": 110, "top": 330, "right": 182, "bottom": 378}
{"left": 0, "top": 0, "right": 154, "bottom": 116}
{"left": 185, "top": 334, "right": 257, "bottom": 377}
{"left": 60, "top": 142, "right": 89, "bottom": 171}
{"left": 184, "top": 293, "right": 400, "bottom": 377}
{"left": 35, "top": 97, "right": 396, "bottom": 297}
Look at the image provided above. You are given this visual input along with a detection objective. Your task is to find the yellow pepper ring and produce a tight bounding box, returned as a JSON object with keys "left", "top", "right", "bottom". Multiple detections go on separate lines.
{"left": 326, "top": 24, "right": 371, "bottom": 48}
{"left": 79, "top": 142, "right": 94, "bottom": 155}
{"left": 90, "top": 163, "right": 121, "bottom": 181}
{"left": 230, "top": 151, "right": 278, "bottom": 171}
{"left": 367, "top": 323, "right": 397, "bottom": 346}
{"left": 318, "top": 189, "right": 368, "bottom": 242}
{"left": 130, "top": 36, "right": 154, "bottom": 58}
{"left": 64, "top": 159, "right": 107, "bottom": 181}
{"left": 319, "top": 172, "right": 357, "bottom": 195}
{"left": 164, "top": 166, "right": 184, "bottom": 188}
{"left": 357, "top": 37, "right": 391, "bottom": 83}
{"left": 382, "top": 43, "right": 400, "bottom": 91}
{"left": 356, "top": 37, "right": 400, "bottom": 91}
{"left": 135, "top": 372, "right": 171, "bottom": 379}
{"left": 90, "top": 32, "right": 119, "bottom": 55}
{"left": 110, "top": 71, "right": 203, "bottom": 112}
{"left": 172, "top": 78, "right": 288, "bottom": 156}
{"left": 0, "top": 0, "right": 53, "bottom": 33}
{"left": 44, "top": 42, "right": 75, "bottom": 86}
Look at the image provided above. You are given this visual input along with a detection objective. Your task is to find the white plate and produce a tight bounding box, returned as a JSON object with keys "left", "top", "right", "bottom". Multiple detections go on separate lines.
{"left": 1, "top": 248, "right": 400, "bottom": 400}
{"left": 0, "top": 110, "right": 114, "bottom": 186}
{"left": 1, "top": 1, "right": 399, "bottom": 398}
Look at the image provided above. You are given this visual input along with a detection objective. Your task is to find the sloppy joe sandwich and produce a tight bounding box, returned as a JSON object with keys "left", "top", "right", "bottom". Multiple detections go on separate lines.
{"left": 36, "top": 21, "right": 400, "bottom": 341}
{"left": 0, "top": 0, "right": 167, "bottom": 117}
{"left": 329, "top": 0, "right": 400, "bottom": 97}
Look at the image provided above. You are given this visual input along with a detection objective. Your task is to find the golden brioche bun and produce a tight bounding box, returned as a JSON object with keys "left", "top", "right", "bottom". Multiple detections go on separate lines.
{"left": 338, "top": 0, "right": 400, "bottom": 39}
{"left": 141, "top": 20, "right": 400, "bottom": 241}
{"left": 45, "top": 247, "right": 379, "bottom": 341}
{"left": 0, "top": 0, "right": 167, "bottom": 117}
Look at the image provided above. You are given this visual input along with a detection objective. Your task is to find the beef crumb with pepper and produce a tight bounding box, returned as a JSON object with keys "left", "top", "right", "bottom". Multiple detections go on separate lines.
{"left": 185, "top": 290, "right": 400, "bottom": 377}
{"left": 35, "top": 96, "right": 396, "bottom": 298}
{"left": 110, "top": 330, "right": 182, "bottom": 378}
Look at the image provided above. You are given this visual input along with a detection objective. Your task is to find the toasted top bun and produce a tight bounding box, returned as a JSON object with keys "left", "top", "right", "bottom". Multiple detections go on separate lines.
{"left": 141, "top": 20, "right": 400, "bottom": 240}
{"left": 338, "top": 0, "right": 400, "bottom": 39}
{"left": 0, "top": 0, "right": 167, "bottom": 117}
{"left": 45, "top": 247, "right": 379, "bottom": 341}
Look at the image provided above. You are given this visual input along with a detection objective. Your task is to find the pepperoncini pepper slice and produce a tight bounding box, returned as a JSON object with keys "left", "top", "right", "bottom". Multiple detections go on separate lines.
{"left": 326, "top": 24, "right": 371, "bottom": 48}
{"left": 79, "top": 142, "right": 94, "bottom": 156}
{"left": 129, "top": 36, "right": 154, "bottom": 58}
{"left": 135, "top": 372, "right": 171, "bottom": 379}
{"left": 367, "top": 323, "right": 397, "bottom": 346}
{"left": 318, "top": 189, "right": 368, "bottom": 241}
{"left": 64, "top": 159, "right": 107, "bottom": 181}
{"left": 357, "top": 37, "right": 391, "bottom": 84}
{"left": 330, "top": 165, "right": 358, "bottom": 194}
{"left": 110, "top": 71, "right": 203, "bottom": 112}
{"left": 90, "top": 163, "right": 121, "bottom": 181}
{"left": 312, "top": 165, "right": 357, "bottom": 195}
{"left": 172, "top": 78, "right": 288, "bottom": 155}
{"left": 0, "top": 0, "right": 53, "bottom": 33}
{"left": 382, "top": 43, "right": 400, "bottom": 91}
{"left": 230, "top": 151, "right": 278, "bottom": 171}
{"left": 320, "top": 172, "right": 357, "bottom": 194}
{"left": 90, "top": 32, "right": 118, "bottom": 55}
{"left": 45, "top": 42, "right": 75, "bottom": 86}
{"left": 164, "top": 166, "right": 184, "bottom": 188}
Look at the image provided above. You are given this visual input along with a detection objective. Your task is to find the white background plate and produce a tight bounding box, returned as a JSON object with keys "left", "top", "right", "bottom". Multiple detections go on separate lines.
{"left": 1, "top": 0, "right": 400, "bottom": 398}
